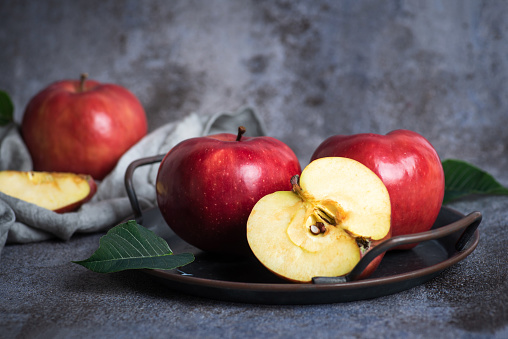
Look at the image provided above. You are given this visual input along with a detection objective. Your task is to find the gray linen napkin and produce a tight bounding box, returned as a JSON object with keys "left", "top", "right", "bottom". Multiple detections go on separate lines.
{"left": 0, "top": 106, "right": 266, "bottom": 257}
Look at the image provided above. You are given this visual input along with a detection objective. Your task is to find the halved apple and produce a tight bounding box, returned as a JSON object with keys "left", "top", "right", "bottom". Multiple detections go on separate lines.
{"left": 0, "top": 171, "right": 97, "bottom": 213}
{"left": 246, "top": 157, "right": 391, "bottom": 283}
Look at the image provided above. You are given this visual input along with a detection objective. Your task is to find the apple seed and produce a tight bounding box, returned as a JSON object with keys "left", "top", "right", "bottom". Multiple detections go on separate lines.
{"left": 316, "top": 208, "right": 337, "bottom": 226}
{"left": 309, "top": 222, "right": 326, "bottom": 235}
{"left": 317, "top": 222, "right": 326, "bottom": 233}
{"left": 309, "top": 224, "right": 321, "bottom": 235}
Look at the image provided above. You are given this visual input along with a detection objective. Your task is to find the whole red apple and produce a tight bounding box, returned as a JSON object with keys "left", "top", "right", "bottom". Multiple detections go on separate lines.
{"left": 156, "top": 127, "right": 301, "bottom": 255}
{"left": 311, "top": 129, "right": 444, "bottom": 250}
{"left": 21, "top": 74, "right": 147, "bottom": 180}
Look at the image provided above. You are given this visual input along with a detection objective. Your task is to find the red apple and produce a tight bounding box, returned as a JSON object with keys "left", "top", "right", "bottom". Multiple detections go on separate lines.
{"left": 311, "top": 129, "right": 444, "bottom": 250}
{"left": 156, "top": 126, "right": 302, "bottom": 255}
{"left": 21, "top": 74, "right": 147, "bottom": 180}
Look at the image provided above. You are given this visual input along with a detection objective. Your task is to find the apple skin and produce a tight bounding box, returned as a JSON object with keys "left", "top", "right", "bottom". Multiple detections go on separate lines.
{"left": 156, "top": 130, "right": 301, "bottom": 255}
{"left": 21, "top": 75, "right": 148, "bottom": 180}
{"left": 311, "top": 130, "right": 444, "bottom": 250}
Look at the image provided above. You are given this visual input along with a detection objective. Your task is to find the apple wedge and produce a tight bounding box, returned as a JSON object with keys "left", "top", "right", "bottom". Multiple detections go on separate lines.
{"left": 0, "top": 171, "right": 97, "bottom": 213}
{"left": 247, "top": 157, "right": 391, "bottom": 283}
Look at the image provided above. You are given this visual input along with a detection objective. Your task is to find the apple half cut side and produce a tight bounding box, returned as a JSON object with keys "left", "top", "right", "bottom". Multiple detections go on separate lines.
{"left": 0, "top": 171, "right": 97, "bottom": 213}
{"left": 247, "top": 157, "right": 391, "bottom": 283}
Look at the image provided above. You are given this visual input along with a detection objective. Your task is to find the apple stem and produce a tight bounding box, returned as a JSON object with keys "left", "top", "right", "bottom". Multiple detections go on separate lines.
{"left": 79, "top": 73, "right": 88, "bottom": 92}
{"left": 236, "top": 126, "right": 246, "bottom": 141}
{"left": 291, "top": 174, "right": 318, "bottom": 205}
{"left": 290, "top": 175, "right": 301, "bottom": 194}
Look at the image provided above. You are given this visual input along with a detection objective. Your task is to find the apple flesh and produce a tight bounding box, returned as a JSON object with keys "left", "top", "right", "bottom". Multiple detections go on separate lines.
{"left": 21, "top": 74, "right": 148, "bottom": 180}
{"left": 247, "top": 157, "right": 391, "bottom": 283}
{"left": 311, "top": 130, "right": 444, "bottom": 249}
{"left": 0, "top": 171, "right": 97, "bottom": 213}
{"left": 156, "top": 127, "right": 301, "bottom": 255}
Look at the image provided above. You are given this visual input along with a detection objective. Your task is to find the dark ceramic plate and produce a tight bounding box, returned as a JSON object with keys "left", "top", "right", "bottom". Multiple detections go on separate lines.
{"left": 124, "top": 155, "right": 481, "bottom": 304}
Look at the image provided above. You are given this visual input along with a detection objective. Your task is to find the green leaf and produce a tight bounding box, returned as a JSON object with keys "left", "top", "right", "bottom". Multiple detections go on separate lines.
{"left": 73, "top": 220, "right": 194, "bottom": 273}
{"left": 0, "top": 90, "right": 14, "bottom": 126}
{"left": 442, "top": 159, "right": 508, "bottom": 204}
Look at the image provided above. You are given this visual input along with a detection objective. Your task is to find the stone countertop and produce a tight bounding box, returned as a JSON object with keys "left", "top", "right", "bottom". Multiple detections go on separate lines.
{"left": 1, "top": 196, "right": 507, "bottom": 339}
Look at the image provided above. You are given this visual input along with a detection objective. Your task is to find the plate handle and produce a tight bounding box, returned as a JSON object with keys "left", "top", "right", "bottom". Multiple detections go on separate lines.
{"left": 312, "top": 211, "right": 482, "bottom": 284}
{"left": 124, "top": 154, "right": 165, "bottom": 222}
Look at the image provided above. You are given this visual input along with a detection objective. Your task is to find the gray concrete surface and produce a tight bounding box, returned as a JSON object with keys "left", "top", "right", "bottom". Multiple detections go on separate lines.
{"left": 1, "top": 1, "right": 508, "bottom": 338}
{"left": 1, "top": 196, "right": 507, "bottom": 338}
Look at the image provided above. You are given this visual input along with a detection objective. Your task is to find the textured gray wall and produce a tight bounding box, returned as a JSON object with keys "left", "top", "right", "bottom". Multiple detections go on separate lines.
{"left": 1, "top": 0, "right": 507, "bottom": 181}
